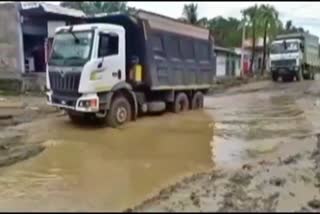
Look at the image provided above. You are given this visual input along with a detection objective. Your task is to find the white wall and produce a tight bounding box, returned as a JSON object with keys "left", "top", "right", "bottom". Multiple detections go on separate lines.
{"left": 235, "top": 58, "right": 241, "bottom": 77}
{"left": 216, "top": 53, "right": 226, "bottom": 77}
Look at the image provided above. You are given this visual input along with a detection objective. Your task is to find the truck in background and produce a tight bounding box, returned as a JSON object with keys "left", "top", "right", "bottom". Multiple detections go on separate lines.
{"left": 46, "top": 10, "right": 215, "bottom": 127}
{"left": 269, "top": 32, "right": 320, "bottom": 82}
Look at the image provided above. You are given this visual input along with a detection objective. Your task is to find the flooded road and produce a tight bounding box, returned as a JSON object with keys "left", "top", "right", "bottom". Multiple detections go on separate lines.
{"left": 133, "top": 80, "right": 320, "bottom": 212}
{"left": 206, "top": 81, "right": 313, "bottom": 169}
{"left": 0, "top": 111, "right": 213, "bottom": 211}
{"left": 2, "top": 80, "right": 320, "bottom": 212}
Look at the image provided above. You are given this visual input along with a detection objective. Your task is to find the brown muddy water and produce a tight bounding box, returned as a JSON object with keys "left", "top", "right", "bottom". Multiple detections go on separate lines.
{"left": 206, "top": 85, "right": 312, "bottom": 170}
{"left": 0, "top": 111, "right": 213, "bottom": 211}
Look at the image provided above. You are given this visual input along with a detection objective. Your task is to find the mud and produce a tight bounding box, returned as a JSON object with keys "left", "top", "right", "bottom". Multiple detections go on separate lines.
{"left": 0, "top": 102, "right": 212, "bottom": 211}
{"left": 131, "top": 80, "right": 320, "bottom": 212}
{"left": 0, "top": 95, "right": 59, "bottom": 168}
{"left": 2, "top": 80, "right": 320, "bottom": 212}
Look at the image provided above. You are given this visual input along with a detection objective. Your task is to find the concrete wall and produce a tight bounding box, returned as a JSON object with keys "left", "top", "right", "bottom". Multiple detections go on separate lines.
{"left": 216, "top": 53, "right": 226, "bottom": 77}
{"left": 235, "top": 57, "right": 241, "bottom": 77}
{"left": 0, "top": 3, "right": 22, "bottom": 80}
{"left": 216, "top": 51, "right": 241, "bottom": 78}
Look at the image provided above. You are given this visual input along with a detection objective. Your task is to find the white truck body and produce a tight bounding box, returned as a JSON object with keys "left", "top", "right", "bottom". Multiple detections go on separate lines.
{"left": 46, "top": 24, "right": 126, "bottom": 113}
{"left": 269, "top": 32, "right": 320, "bottom": 81}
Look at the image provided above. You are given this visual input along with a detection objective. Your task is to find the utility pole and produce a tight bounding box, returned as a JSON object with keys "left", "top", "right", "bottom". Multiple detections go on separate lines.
{"left": 240, "top": 23, "right": 246, "bottom": 78}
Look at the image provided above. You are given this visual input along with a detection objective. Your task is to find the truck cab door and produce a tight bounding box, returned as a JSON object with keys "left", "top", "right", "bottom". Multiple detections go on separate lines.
{"left": 83, "top": 30, "right": 125, "bottom": 92}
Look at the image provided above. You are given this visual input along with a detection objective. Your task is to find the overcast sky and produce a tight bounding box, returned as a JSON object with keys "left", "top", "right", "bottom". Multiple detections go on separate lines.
{"left": 48, "top": 1, "right": 320, "bottom": 37}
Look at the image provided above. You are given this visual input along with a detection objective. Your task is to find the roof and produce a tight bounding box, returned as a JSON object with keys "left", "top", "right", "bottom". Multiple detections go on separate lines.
{"left": 275, "top": 32, "right": 318, "bottom": 41}
{"left": 20, "top": 2, "right": 85, "bottom": 18}
{"left": 214, "top": 46, "right": 240, "bottom": 56}
{"left": 55, "top": 23, "right": 124, "bottom": 34}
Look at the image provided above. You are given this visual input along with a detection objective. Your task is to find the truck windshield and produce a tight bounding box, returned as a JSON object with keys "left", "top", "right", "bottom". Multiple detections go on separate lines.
{"left": 270, "top": 41, "right": 299, "bottom": 54}
{"left": 49, "top": 30, "right": 93, "bottom": 66}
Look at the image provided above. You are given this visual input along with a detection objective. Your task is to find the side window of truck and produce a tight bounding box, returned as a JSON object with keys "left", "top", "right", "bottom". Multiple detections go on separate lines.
{"left": 98, "top": 33, "right": 119, "bottom": 57}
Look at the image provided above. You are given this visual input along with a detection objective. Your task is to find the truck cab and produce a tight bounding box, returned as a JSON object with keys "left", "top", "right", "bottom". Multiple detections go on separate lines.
{"left": 269, "top": 38, "right": 303, "bottom": 81}
{"left": 47, "top": 24, "right": 135, "bottom": 126}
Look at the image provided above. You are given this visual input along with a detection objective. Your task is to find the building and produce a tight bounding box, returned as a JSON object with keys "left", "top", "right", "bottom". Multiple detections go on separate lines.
{"left": 0, "top": 2, "right": 85, "bottom": 91}
{"left": 235, "top": 37, "right": 270, "bottom": 76}
{"left": 214, "top": 46, "right": 241, "bottom": 79}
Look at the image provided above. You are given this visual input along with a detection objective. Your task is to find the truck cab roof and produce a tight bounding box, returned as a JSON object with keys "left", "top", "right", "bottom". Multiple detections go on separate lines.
{"left": 55, "top": 23, "right": 125, "bottom": 34}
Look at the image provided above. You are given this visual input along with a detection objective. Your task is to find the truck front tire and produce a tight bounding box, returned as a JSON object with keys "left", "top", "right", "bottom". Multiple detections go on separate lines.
{"left": 296, "top": 69, "right": 303, "bottom": 81}
{"left": 271, "top": 72, "right": 278, "bottom": 82}
{"left": 107, "top": 96, "right": 132, "bottom": 128}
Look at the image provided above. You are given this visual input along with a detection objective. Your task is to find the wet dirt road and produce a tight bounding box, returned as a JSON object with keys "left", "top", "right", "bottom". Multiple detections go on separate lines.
{"left": 133, "top": 80, "right": 320, "bottom": 212}
{"left": 0, "top": 110, "right": 213, "bottom": 211}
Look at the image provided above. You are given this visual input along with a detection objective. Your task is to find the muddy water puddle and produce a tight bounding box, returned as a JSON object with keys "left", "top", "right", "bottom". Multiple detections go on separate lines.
{"left": 0, "top": 111, "right": 213, "bottom": 211}
{"left": 205, "top": 91, "right": 313, "bottom": 169}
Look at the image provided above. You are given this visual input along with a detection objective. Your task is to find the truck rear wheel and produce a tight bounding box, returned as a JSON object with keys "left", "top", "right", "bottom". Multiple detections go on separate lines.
{"left": 173, "top": 92, "right": 189, "bottom": 113}
{"left": 107, "top": 96, "right": 132, "bottom": 128}
{"left": 191, "top": 91, "right": 204, "bottom": 110}
{"left": 303, "top": 73, "right": 310, "bottom": 80}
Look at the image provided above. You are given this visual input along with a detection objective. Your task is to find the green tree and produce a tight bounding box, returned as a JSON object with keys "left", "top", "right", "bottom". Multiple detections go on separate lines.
{"left": 182, "top": 3, "right": 199, "bottom": 25}
{"left": 241, "top": 5, "right": 261, "bottom": 74}
{"left": 198, "top": 17, "right": 209, "bottom": 28}
{"left": 60, "top": 1, "right": 128, "bottom": 15}
{"left": 208, "top": 16, "right": 242, "bottom": 47}
{"left": 179, "top": 3, "right": 209, "bottom": 28}
{"left": 283, "top": 20, "right": 305, "bottom": 33}
{"left": 258, "top": 4, "right": 282, "bottom": 74}
{"left": 285, "top": 20, "right": 292, "bottom": 31}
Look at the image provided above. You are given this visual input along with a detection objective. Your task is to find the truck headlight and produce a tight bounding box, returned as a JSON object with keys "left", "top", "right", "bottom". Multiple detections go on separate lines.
{"left": 79, "top": 99, "right": 98, "bottom": 108}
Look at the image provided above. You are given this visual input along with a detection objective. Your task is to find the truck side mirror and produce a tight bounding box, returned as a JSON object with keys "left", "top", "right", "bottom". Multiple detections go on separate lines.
{"left": 300, "top": 43, "right": 304, "bottom": 51}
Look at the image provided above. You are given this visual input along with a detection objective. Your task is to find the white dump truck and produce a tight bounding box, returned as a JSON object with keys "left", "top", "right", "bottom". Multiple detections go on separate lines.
{"left": 269, "top": 32, "right": 320, "bottom": 82}
{"left": 46, "top": 10, "right": 215, "bottom": 127}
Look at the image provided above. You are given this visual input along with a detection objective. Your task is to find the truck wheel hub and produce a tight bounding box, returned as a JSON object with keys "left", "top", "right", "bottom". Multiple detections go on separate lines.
{"left": 117, "top": 106, "right": 127, "bottom": 123}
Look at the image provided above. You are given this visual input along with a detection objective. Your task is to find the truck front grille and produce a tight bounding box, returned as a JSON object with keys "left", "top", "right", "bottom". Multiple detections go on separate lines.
{"left": 272, "top": 59, "right": 296, "bottom": 67}
{"left": 49, "top": 71, "right": 81, "bottom": 95}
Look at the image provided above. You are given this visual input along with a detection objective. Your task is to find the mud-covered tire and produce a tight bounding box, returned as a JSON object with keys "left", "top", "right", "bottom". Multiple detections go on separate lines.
{"left": 296, "top": 69, "right": 303, "bottom": 81}
{"left": 311, "top": 71, "right": 315, "bottom": 80}
{"left": 107, "top": 96, "right": 132, "bottom": 128}
{"left": 173, "top": 92, "right": 189, "bottom": 113}
{"left": 191, "top": 91, "right": 204, "bottom": 110}
{"left": 283, "top": 74, "right": 294, "bottom": 82}
{"left": 271, "top": 73, "right": 278, "bottom": 82}
{"left": 303, "top": 73, "right": 310, "bottom": 80}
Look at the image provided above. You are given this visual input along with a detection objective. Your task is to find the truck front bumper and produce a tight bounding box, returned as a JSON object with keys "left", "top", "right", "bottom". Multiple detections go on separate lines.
{"left": 271, "top": 67, "right": 299, "bottom": 75}
{"left": 46, "top": 91, "right": 100, "bottom": 113}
